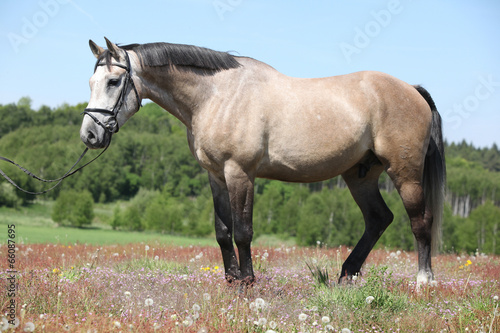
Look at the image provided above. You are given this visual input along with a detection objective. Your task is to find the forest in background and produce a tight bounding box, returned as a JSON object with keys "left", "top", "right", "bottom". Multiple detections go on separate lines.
{"left": 1, "top": 98, "right": 499, "bottom": 254}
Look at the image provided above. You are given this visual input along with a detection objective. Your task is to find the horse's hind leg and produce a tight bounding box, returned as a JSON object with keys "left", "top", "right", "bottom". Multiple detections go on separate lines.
{"left": 390, "top": 175, "right": 434, "bottom": 285}
{"left": 339, "top": 161, "right": 394, "bottom": 282}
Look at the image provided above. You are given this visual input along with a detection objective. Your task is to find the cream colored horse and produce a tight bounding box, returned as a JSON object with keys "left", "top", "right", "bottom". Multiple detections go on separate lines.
{"left": 81, "top": 38, "right": 445, "bottom": 285}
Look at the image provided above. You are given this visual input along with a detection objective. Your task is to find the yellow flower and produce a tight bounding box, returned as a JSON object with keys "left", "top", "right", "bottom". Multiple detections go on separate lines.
{"left": 53, "top": 268, "right": 60, "bottom": 274}
{"left": 466, "top": 260, "right": 472, "bottom": 266}
{"left": 214, "top": 266, "right": 219, "bottom": 270}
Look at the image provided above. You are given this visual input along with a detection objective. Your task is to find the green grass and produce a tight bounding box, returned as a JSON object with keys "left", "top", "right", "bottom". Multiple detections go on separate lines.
{"left": 8, "top": 224, "right": 218, "bottom": 246}
{"left": 1, "top": 200, "right": 217, "bottom": 246}
{"left": 0, "top": 201, "right": 55, "bottom": 227}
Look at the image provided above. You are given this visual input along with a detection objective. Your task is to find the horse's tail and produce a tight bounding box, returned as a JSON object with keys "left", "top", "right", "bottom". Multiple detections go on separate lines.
{"left": 414, "top": 85, "right": 446, "bottom": 256}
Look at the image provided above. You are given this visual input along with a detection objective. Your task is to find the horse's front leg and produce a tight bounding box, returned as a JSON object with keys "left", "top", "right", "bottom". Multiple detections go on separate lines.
{"left": 224, "top": 161, "right": 256, "bottom": 284}
{"left": 209, "top": 173, "right": 241, "bottom": 282}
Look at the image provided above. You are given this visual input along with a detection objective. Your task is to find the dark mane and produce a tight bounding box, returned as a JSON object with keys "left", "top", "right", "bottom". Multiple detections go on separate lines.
{"left": 104, "top": 42, "right": 241, "bottom": 72}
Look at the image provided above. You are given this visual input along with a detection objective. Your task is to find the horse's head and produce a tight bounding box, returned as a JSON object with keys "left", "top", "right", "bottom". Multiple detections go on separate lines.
{"left": 80, "top": 38, "right": 142, "bottom": 149}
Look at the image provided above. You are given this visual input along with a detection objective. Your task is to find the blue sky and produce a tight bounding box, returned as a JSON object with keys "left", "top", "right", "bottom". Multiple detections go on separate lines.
{"left": 1, "top": 0, "right": 499, "bottom": 147}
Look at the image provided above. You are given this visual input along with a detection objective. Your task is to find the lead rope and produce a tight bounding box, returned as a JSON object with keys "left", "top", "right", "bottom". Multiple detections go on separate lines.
{"left": 0, "top": 143, "right": 109, "bottom": 195}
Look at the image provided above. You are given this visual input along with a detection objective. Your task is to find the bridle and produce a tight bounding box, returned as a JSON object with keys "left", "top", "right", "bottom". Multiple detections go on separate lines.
{"left": 82, "top": 50, "right": 142, "bottom": 134}
{"left": 0, "top": 50, "right": 142, "bottom": 195}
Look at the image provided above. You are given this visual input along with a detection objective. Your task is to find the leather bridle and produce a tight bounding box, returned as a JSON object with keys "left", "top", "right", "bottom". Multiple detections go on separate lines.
{"left": 82, "top": 50, "right": 142, "bottom": 134}
{"left": 0, "top": 50, "right": 142, "bottom": 195}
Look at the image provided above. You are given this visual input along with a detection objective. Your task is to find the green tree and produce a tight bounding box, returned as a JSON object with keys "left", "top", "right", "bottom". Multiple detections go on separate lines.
{"left": 469, "top": 201, "right": 500, "bottom": 254}
{"left": 51, "top": 190, "right": 94, "bottom": 227}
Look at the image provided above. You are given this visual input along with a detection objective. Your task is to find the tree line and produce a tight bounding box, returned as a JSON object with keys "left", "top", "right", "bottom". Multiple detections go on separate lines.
{"left": 1, "top": 98, "right": 499, "bottom": 254}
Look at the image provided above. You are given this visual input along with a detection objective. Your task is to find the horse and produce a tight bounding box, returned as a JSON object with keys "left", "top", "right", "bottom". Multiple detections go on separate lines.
{"left": 80, "top": 37, "right": 446, "bottom": 286}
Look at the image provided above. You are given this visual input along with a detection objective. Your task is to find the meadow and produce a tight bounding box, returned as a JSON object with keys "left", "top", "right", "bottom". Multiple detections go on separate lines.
{"left": 0, "top": 239, "right": 498, "bottom": 332}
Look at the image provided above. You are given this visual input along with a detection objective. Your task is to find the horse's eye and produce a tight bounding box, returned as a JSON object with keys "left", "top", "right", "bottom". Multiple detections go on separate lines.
{"left": 108, "top": 78, "right": 119, "bottom": 87}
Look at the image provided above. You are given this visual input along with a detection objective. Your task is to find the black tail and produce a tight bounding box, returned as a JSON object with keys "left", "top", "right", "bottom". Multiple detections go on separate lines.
{"left": 414, "top": 85, "right": 446, "bottom": 255}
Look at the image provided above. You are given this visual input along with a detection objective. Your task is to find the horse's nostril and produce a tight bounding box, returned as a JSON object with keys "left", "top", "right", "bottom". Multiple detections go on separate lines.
{"left": 87, "top": 131, "right": 96, "bottom": 141}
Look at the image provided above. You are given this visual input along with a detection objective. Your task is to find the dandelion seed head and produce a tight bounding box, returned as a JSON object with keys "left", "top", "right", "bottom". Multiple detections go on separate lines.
{"left": 258, "top": 317, "right": 267, "bottom": 326}
{"left": 366, "top": 296, "right": 375, "bottom": 304}
{"left": 321, "top": 316, "right": 330, "bottom": 323}
{"left": 255, "top": 297, "right": 266, "bottom": 309}
{"left": 124, "top": 291, "right": 131, "bottom": 297}
{"left": 203, "top": 293, "right": 211, "bottom": 301}
{"left": 113, "top": 321, "right": 121, "bottom": 328}
{"left": 183, "top": 316, "right": 193, "bottom": 327}
{"left": 494, "top": 295, "right": 499, "bottom": 302}
{"left": 0, "top": 318, "right": 9, "bottom": 331}
{"left": 341, "top": 328, "right": 351, "bottom": 333}
{"left": 193, "top": 303, "right": 201, "bottom": 312}
{"left": 145, "top": 298, "right": 154, "bottom": 306}
{"left": 23, "top": 322, "right": 35, "bottom": 332}
{"left": 298, "top": 313, "right": 307, "bottom": 321}
{"left": 269, "top": 321, "right": 277, "bottom": 329}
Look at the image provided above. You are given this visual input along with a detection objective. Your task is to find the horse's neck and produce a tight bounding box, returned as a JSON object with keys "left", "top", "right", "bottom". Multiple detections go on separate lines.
{"left": 142, "top": 67, "right": 213, "bottom": 130}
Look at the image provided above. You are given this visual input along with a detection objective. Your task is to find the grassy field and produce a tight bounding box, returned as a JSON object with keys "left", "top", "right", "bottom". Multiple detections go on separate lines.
{"left": 1, "top": 201, "right": 217, "bottom": 246}
{"left": 0, "top": 202, "right": 289, "bottom": 247}
{"left": 1, "top": 203, "right": 499, "bottom": 332}
{"left": 1, "top": 241, "right": 499, "bottom": 332}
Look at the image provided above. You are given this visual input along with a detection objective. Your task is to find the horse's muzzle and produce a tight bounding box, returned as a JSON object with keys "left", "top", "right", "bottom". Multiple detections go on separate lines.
{"left": 80, "top": 123, "right": 111, "bottom": 149}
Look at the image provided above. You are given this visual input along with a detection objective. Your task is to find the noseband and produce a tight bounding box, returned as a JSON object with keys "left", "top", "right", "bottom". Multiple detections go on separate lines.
{"left": 83, "top": 50, "right": 142, "bottom": 134}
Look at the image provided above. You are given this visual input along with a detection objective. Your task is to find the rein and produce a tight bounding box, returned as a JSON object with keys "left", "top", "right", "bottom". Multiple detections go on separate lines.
{"left": 0, "top": 145, "right": 109, "bottom": 195}
{"left": 0, "top": 51, "right": 141, "bottom": 195}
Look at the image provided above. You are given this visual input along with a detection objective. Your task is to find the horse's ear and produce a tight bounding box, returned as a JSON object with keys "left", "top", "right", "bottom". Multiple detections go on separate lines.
{"left": 104, "top": 37, "right": 122, "bottom": 61}
{"left": 89, "top": 40, "right": 104, "bottom": 59}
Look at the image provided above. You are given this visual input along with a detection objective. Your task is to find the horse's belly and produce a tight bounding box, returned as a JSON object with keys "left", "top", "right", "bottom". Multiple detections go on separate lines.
{"left": 256, "top": 146, "right": 367, "bottom": 182}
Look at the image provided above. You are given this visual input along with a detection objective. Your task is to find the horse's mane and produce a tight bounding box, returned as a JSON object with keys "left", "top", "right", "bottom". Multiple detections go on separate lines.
{"left": 104, "top": 42, "right": 241, "bottom": 72}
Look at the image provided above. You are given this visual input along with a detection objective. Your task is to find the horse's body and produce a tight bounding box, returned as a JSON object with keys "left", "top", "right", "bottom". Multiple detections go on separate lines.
{"left": 81, "top": 39, "right": 445, "bottom": 285}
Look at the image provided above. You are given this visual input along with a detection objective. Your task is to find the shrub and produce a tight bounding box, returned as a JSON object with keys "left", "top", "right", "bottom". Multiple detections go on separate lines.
{"left": 51, "top": 189, "right": 94, "bottom": 227}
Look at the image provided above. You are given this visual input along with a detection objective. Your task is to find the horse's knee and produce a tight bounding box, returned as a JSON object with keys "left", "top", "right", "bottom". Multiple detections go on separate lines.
{"left": 215, "top": 222, "right": 233, "bottom": 248}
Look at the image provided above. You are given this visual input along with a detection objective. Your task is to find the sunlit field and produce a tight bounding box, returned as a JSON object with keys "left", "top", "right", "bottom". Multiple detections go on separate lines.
{"left": 1, "top": 242, "right": 499, "bottom": 332}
